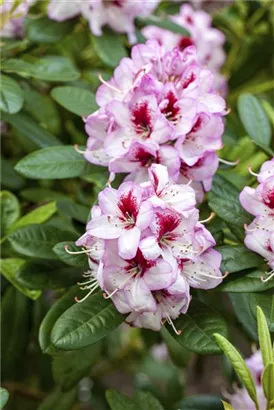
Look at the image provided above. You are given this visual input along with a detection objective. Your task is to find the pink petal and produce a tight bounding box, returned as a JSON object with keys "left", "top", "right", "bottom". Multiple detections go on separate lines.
{"left": 118, "top": 226, "right": 141, "bottom": 259}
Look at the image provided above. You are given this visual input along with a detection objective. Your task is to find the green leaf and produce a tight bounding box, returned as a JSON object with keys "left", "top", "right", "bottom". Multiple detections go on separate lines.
{"left": 262, "top": 362, "right": 274, "bottom": 402}
{"left": 135, "top": 391, "right": 164, "bottom": 410}
{"left": 8, "top": 224, "right": 76, "bottom": 259}
{"left": 217, "top": 245, "right": 263, "bottom": 274}
{"left": 218, "top": 269, "right": 274, "bottom": 293}
{"left": 166, "top": 299, "right": 228, "bottom": 355}
{"left": 9, "top": 202, "right": 57, "bottom": 233}
{"left": 0, "top": 258, "right": 41, "bottom": 300}
{"left": 0, "top": 191, "right": 20, "bottom": 236}
{"left": 26, "top": 16, "right": 73, "bottom": 44}
{"left": 238, "top": 94, "right": 271, "bottom": 146}
{"left": 229, "top": 293, "right": 257, "bottom": 340}
{"left": 91, "top": 30, "right": 127, "bottom": 68}
{"left": 56, "top": 199, "right": 90, "bottom": 224}
{"left": 20, "top": 188, "right": 69, "bottom": 203}
{"left": 0, "top": 388, "right": 9, "bottom": 409}
{"left": 221, "top": 401, "right": 234, "bottom": 410}
{"left": 106, "top": 389, "right": 137, "bottom": 410}
{"left": 51, "top": 292, "right": 124, "bottom": 350}
{"left": 15, "top": 146, "right": 93, "bottom": 179}
{"left": 257, "top": 306, "right": 273, "bottom": 368}
{"left": 0, "top": 74, "right": 24, "bottom": 114}
{"left": 138, "top": 15, "right": 190, "bottom": 36}
{"left": 38, "top": 387, "right": 76, "bottom": 410}
{"left": 39, "top": 286, "right": 81, "bottom": 354}
{"left": 1, "top": 158, "right": 25, "bottom": 191}
{"left": 214, "top": 334, "right": 259, "bottom": 409}
{"left": 51, "top": 86, "right": 97, "bottom": 116}
{"left": 52, "top": 343, "right": 101, "bottom": 391}
{"left": 2, "top": 112, "right": 62, "bottom": 148}
{"left": 177, "top": 396, "right": 223, "bottom": 410}
{"left": 250, "top": 294, "right": 274, "bottom": 332}
{"left": 53, "top": 242, "right": 89, "bottom": 268}
{"left": 1, "top": 287, "right": 31, "bottom": 379}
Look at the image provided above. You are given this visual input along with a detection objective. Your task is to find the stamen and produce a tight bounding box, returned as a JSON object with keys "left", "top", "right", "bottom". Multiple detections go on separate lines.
{"left": 74, "top": 144, "right": 85, "bottom": 154}
{"left": 65, "top": 245, "right": 92, "bottom": 255}
{"left": 185, "top": 179, "right": 193, "bottom": 187}
{"left": 261, "top": 269, "right": 274, "bottom": 283}
{"left": 244, "top": 223, "right": 257, "bottom": 232}
{"left": 166, "top": 314, "right": 181, "bottom": 335}
{"left": 98, "top": 73, "right": 122, "bottom": 93}
{"left": 248, "top": 165, "right": 260, "bottom": 178}
{"left": 198, "top": 270, "right": 229, "bottom": 280}
{"left": 199, "top": 212, "right": 215, "bottom": 224}
{"left": 103, "top": 270, "right": 138, "bottom": 299}
{"left": 74, "top": 284, "right": 99, "bottom": 303}
{"left": 219, "top": 157, "right": 240, "bottom": 166}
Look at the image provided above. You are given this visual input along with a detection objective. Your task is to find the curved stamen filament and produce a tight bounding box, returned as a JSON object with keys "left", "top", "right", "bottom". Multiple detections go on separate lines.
{"left": 198, "top": 270, "right": 228, "bottom": 280}
{"left": 98, "top": 73, "right": 122, "bottom": 93}
{"left": 219, "top": 157, "right": 240, "bottom": 166}
{"left": 261, "top": 269, "right": 274, "bottom": 283}
{"left": 65, "top": 245, "right": 93, "bottom": 255}
{"left": 75, "top": 283, "right": 99, "bottom": 303}
{"left": 166, "top": 314, "right": 182, "bottom": 335}
{"left": 74, "top": 144, "right": 85, "bottom": 154}
{"left": 103, "top": 269, "right": 138, "bottom": 299}
{"left": 199, "top": 212, "right": 215, "bottom": 224}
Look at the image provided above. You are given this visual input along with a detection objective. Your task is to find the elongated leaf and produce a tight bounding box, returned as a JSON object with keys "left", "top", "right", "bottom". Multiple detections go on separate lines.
{"left": 0, "top": 258, "right": 41, "bottom": 300}
{"left": 52, "top": 343, "right": 101, "bottom": 390}
{"left": 0, "top": 191, "right": 20, "bottom": 236}
{"left": 0, "top": 74, "right": 24, "bottom": 114}
{"left": 1, "top": 287, "right": 31, "bottom": 379}
{"left": 9, "top": 202, "right": 57, "bottom": 233}
{"left": 39, "top": 286, "right": 81, "bottom": 354}
{"left": 229, "top": 293, "right": 257, "bottom": 340}
{"left": 262, "top": 362, "right": 274, "bottom": 402}
{"left": 222, "top": 402, "right": 234, "bottom": 410}
{"left": 177, "top": 396, "right": 223, "bottom": 410}
{"left": 20, "top": 188, "right": 70, "bottom": 203}
{"left": 56, "top": 199, "right": 90, "bottom": 224}
{"left": 166, "top": 299, "right": 228, "bottom": 355}
{"left": 51, "top": 292, "right": 124, "bottom": 350}
{"left": 106, "top": 389, "right": 137, "bottom": 410}
{"left": 135, "top": 392, "right": 164, "bottom": 410}
{"left": 15, "top": 146, "right": 93, "bottom": 179}
{"left": 8, "top": 224, "right": 76, "bottom": 259}
{"left": 250, "top": 294, "right": 274, "bottom": 332}
{"left": 38, "top": 387, "right": 76, "bottom": 410}
{"left": 2, "top": 112, "right": 62, "bottom": 148}
{"left": 1, "top": 158, "right": 25, "bottom": 191}
{"left": 214, "top": 334, "right": 259, "bottom": 409}
{"left": 138, "top": 15, "right": 190, "bottom": 36}
{"left": 91, "top": 30, "right": 127, "bottom": 68}
{"left": 238, "top": 94, "right": 271, "bottom": 146}
{"left": 51, "top": 86, "right": 97, "bottom": 116}
{"left": 217, "top": 245, "right": 263, "bottom": 274}
{"left": 16, "top": 260, "right": 81, "bottom": 290}
{"left": 218, "top": 270, "right": 274, "bottom": 293}
{"left": 27, "top": 16, "right": 73, "bottom": 43}
{"left": 0, "top": 388, "right": 9, "bottom": 409}
{"left": 53, "top": 242, "right": 88, "bottom": 268}
{"left": 257, "top": 306, "right": 273, "bottom": 368}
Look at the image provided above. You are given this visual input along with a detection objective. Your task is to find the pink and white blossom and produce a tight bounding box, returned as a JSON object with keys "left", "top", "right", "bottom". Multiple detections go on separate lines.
{"left": 0, "top": 0, "right": 36, "bottom": 38}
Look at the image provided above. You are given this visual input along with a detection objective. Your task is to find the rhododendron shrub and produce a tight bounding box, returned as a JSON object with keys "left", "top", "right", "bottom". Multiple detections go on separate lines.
{"left": 0, "top": 1, "right": 273, "bottom": 410}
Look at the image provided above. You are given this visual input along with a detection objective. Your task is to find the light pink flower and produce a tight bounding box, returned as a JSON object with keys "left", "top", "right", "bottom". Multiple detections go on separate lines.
{"left": 0, "top": 0, "right": 35, "bottom": 38}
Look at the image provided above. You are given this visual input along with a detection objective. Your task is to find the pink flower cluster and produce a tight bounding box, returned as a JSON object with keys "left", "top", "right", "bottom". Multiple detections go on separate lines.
{"left": 228, "top": 350, "right": 266, "bottom": 410}
{"left": 142, "top": 4, "right": 227, "bottom": 94}
{"left": 83, "top": 41, "right": 226, "bottom": 202}
{"left": 47, "top": 0, "right": 160, "bottom": 43}
{"left": 240, "top": 158, "right": 274, "bottom": 282}
{"left": 0, "top": 0, "right": 35, "bottom": 38}
{"left": 71, "top": 164, "right": 224, "bottom": 333}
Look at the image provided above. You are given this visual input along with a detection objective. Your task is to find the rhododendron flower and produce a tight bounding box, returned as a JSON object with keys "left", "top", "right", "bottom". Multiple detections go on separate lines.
{"left": 69, "top": 164, "right": 226, "bottom": 333}
{"left": 240, "top": 159, "right": 274, "bottom": 282}
{"left": 47, "top": 0, "right": 160, "bottom": 43}
{"left": 83, "top": 41, "right": 226, "bottom": 202}
{"left": 0, "top": 0, "right": 36, "bottom": 38}
{"left": 142, "top": 4, "right": 226, "bottom": 94}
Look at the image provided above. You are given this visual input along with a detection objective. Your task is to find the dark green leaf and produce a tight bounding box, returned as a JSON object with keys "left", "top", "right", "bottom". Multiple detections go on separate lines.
{"left": 229, "top": 293, "right": 257, "bottom": 340}
{"left": 38, "top": 387, "right": 76, "bottom": 410}
{"left": 177, "top": 395, "right": 223, "bottom": 410}
{"left": 51, "top": 292, "right": 124, "bottom": 350}
{"left": 166, "top": 299, "right": 228, "bottom": 354}
{"left": 238, "top": 94, "right": 271, "bottom": 146}
{"left": 257, "top": 306, "right": 273, "bottom": 368}
{"left": 15, "top": 146, "right": 93, "bottom": 179}
{"left": 16, "top": 260, "right": 81, "bottom": 290}
{"left": 138, "top": 15, "right": 190, "bottom": 36}
{"left": 56, "top": 199, "right": 90, "bottom": 224}
{"left": 217, "top": 245, "right": 263, "bottom": 274}
{"left": 27, "top": 16, "right": 73, "bottom": 44}
{"left": 20, "top": 188, "right": 69, "bottom": 203}
{"left": 0, "top": 74, "right": 24, "bottom": 114}
{"left": 51, "top": 86, "right": 97, "bottom": 116}
{"left": 0, "top": 258, "right": 41, "bottom": 300}
{"left": 250, "top": 294, "right": 274, "bottom": 332}
{"left": 2, "top": 112, "right": 62, "bottom": 148}
{"left": 52, "top": 343, "right": 101, "bottom": 391}
{"left": 91, "top": 30, "right": 127, "bottom": 68}
{"left": 0, "top": 191, "right": 20, "bottom": 236}
{"left": 106, "top": 389, "right": 137, "bottom": 410}
{"left": 1, "top": 158, "right": 25, "bottom": 191}
{"left": 53, "top": 242, "right": 89, "bottom": 268}
{"left": 8, "top": 224, "right": 76, "bottom": 259}
{"left": 218, "top": 269, "right": 274, "bottom": 293}
{"left": 0, "top": 388, "right": 9, "bottom": 409}
{"left": 135, "top": 391, "right": 164, "bottom": 410}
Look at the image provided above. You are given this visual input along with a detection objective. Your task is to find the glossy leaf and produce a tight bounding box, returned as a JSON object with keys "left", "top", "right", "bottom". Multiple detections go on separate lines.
{"left": 257, "top": 306, "right": 273, "bottom": 368}
{"left": 56, "top": 199, "right": 90, "bottom": 224}
{"left": 238, "top": 94, "right": 271, "bottom": 146}
{"left": 0, "top": 74, "right": 24, "bottom": 114}
{"left": 27, "top": 16, "right": 73, "bottom": 43}
{"left": 0, "top": 388, "right": 9, "bottom": 409}
{"left": 9, "top": 202, "right": 57, "bottom": 233}
{"left": 51, "top": 86, "right": 97, "bottom": 116}
{"left": 53, "top": 241, "right": 88, "bottom": 268}
{"left": 229, "top": 293, "right": 257, "bottom": 340}
{"left": 91, "top": 30, "right": 127, "bottom": 68}
{"left": 214, "top": 334, "right": 259, "bottom": 409}
{"left": 0, "top": 191, "right": 20, "bottom": 236}
{"left": 51, "top": 292, "right": 124, "bottom": 350}
{"left": 0, "top": 258, "right": 41, "bottom": 300}
{"left": 15, "top": 146, "right": 93, "bottom": 179}
{"left": 262, "top": 362, "right": 274, "bottom": 402}
{"left": 177, "top": 396, "right": 223, "bottom": 410}
{"left": 250, "top": 294, "right": 274, "bottom": 332}
{"left": 8, "top": 224, "right": 76, "bottom": 259}
{"left": 217, "top": 245, "right": 263, "bottom": 274}
{"left": 218, "top": 269, "right": 274, "bottom": 293}
{"left": 1, "top": 158, "right": 25, "bottom": 191}
{"left": 167, "top": 299, "right": 228, "bottom": 355}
